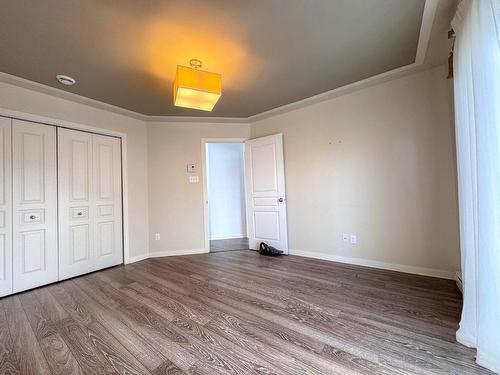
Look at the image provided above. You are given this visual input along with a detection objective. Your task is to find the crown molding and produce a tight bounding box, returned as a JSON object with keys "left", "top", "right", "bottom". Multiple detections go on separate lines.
{"left": 147, "top": 116, "right": 249, "bottom": 124}
{"left": 0, "top": 0, "right": 437, "bottom": 125}
{"left": 0, "top": 71, "right": 149, "bottom": 121}
{"left": 248, "top": 0, "right": 438, "bottom": 122}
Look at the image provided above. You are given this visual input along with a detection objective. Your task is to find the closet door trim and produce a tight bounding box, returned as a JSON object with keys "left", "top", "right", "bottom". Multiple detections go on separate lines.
{"left": 0, "top": 118, "right": 12, "bottom": 297}
{"left": 0, "top": 111, "right": 130, "bottom": 265}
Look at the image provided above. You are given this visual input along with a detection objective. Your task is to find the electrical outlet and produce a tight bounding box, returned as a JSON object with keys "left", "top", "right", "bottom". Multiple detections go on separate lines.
{"left": 155, "top": 233, "right": 160, "bottom": 241}
{"left": 342, "top": 233, "right": 349, "bottom": 242}
{"left": 350, "top": 234, "right": 357, "bottom": 245}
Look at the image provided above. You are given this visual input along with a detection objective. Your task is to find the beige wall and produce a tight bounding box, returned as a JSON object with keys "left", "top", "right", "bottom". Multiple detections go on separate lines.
{"left": 147, "top": 121, "right": 250, "bottom": 253}
{"left": 0, "top": 64, "right": 460, "bottom": 276}
{"left": 251, "top": 65, "right": 460, "bottom": 275}
{"left": 0, "top": 81, "right": 149, "bottom": 258}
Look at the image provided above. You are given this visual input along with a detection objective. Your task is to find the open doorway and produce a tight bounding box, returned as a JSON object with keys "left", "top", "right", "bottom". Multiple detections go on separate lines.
{"left": 203, "top": 140, "right": 248, "bottom": 252}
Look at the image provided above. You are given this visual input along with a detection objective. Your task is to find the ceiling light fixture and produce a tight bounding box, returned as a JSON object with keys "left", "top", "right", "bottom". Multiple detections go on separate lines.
{"left": 56, "top": 74, "right": 76, "bottom": 86}
{"left": 173, "top": 59, "right": 221, "bottom": 111}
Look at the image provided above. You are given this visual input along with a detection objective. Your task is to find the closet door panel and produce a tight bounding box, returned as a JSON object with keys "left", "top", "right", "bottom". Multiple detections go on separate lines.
{"left": 12, "top": 120, "right": 58, "bottom": 293}
{"left": 58, "top": 128, "right": 94, "bottom": 280}
{"left": 93, "top": 135, "right": 122, "bottom": 269}
{"left": 0, "top": 118, "right": 12, "bottom": 297}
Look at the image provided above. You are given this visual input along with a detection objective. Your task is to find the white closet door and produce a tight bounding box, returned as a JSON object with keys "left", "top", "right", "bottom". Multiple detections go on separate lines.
{"left": 0, "top": 118, "right": 12, "bottom": 297}
{"left": 59, "top": 129, "right": 122, "bottom": 280}
{"left": 12, "top": 120, "right": 58, "bottom": 292}
{"left": 58, "top": 128, "right": 94, "bottom": 280}
{"left": 93, "top": 134, "right": 122, "bottom": 269}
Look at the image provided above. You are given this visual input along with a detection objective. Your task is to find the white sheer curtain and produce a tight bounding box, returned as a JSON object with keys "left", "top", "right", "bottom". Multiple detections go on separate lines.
{"left": 452, "top": 0, "right": 500, "bottom": 373}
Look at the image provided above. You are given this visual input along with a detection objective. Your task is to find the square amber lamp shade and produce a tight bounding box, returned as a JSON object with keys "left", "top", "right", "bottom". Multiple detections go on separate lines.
{"left": 173, "top": 65, "right": 222, "bottom": 111}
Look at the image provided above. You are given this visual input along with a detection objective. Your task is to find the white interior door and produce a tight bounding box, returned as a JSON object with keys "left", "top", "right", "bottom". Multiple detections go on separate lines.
{"left": 58, "top": 128, "right": 94, "bottom": 280}
{"left": 93, "top": 134, "right": 123, "bottom": 270}
{"left": 245, "top": 133, "right": 288, "bottom": 253}
{"left": 0, "top": 118, "right": 12, "bottom": 297}
{"left": 12, "top": 120, "right": 58, "bottom": 292}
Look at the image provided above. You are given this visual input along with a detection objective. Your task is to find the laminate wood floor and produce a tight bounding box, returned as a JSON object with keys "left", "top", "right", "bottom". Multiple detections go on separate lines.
{"left": 0, "top": 251, "right": 491, "bottom": 374}
{"left": 210, "top": 238, "right": 249, "bottom": 253}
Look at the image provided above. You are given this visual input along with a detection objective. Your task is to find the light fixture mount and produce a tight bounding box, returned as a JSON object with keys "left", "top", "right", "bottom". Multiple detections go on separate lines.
{"left": 56, "top": 74, "right": 76, "bottom": 86}
{"left": 189, "top": 59, "right": 202, "bottom": 69}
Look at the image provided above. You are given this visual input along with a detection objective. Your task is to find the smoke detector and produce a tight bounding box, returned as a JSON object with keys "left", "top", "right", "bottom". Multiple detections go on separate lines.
{"left": 56, "top": 74, "right": 76, "bottom": 86}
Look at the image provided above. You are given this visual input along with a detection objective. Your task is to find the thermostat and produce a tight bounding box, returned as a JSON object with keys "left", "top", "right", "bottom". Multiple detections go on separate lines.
{"left": 187, "top": 163, "right": 196, "bottom": 173}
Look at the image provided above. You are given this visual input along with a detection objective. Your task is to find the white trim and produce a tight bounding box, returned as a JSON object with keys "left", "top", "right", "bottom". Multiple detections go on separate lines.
{"left": 0, "top": 108, "right": 133, "bottom": 266}
{"left": 415, "top": 0, "right": 439, "bottom": 64}
{"left": 476, "top": 350, "right": 500, "bottom": 374}
{"left": 248, "top": 0, "right": 438, "bottom": 122}
{"left": 148, "top": 248, "right": 209, "bottom": 258}
{"left": 289, "top": 249, "right": 456, "bottom": 280}
{"left": 0, "top": 0, "right": 437, "bottom": 124}
{"left": 210, "top": 234, "right": 247, "bottom": 241}
{"left": 0, "top": 108, "right": 128, "bottom": 137}
{"left": 455, "top": 271, "right": 463, "bottom": 293}
{"left": 456, "top": 329, "right": 477, "bottom": 348}
{"left": 0, "top": 72, "right": 147, "bottom": 121}
{"left": 148, "top": 116, "right": 248, "bottom": 124}
{"left": 124, "top": 253, "right": 149, "bottom": 264}
{"left": 125, "top": 248, "right": 210, "bottom": 264}
{"left": 0, "top": 72, "right": 247, "bottom": 124}
{"left": 247, "top": 66, "right": 421, "bottom": 122}
{"left": 201, "top": 138, "right": 248, "bottom": 251}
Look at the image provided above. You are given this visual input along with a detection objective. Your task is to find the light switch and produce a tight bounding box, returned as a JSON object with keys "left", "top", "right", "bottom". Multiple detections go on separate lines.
{"left": 189, "top": 175, "right": 199, "bottom": 183}
{"left": 350, "top": 234, "right": 357, "bottom": 244}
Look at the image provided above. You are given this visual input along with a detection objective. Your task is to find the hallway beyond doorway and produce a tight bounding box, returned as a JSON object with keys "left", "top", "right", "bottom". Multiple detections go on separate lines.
{"left": 210, "top": 237, "right": 249, "bottom": 253}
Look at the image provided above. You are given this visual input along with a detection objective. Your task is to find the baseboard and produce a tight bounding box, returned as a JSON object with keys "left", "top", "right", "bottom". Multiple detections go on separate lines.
{"left": 289, "top": 249, "right": 455, "bottom": 280}
{"left": 127, "top": 248, "right": 455, "bottom": 280}
{"left": 456, "top": 329, "right": 476, "bottom": 348}
{"left": 476, "top": 349, "right": 500, "bottom": 374}
{"left": 457, "top": 331, "right": 500, "bottom": 374}
{"left": 210, "top": 234, "right": 247, "bottom": 240}
{"left": 124, "top": 253, "right": 149, "bottom": 264}
{"left": 148, "top": 248, "right": 209, "bottom": 258}
{"left": 455, "top": 271, "right": 463, "bottom": 293}
{"left": 124, "top": 248, "right": 209, "bottom": 264}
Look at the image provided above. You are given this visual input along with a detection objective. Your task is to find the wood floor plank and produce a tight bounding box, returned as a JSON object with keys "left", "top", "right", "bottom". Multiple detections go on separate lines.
{"left": 49, "top": 282, "right": 151, "bottom": 375}
{"left": 18, "top": 289, "right": 83, "bottom": 375}
{"left": 66, "top": 279, "right": 170, "bottom": 372}
{"left": 70, "top": 278, "right": 198, "bottom": 372}
{"left": 19, "top": 290, "right": 59, "bottom": 340}
{"left": 139, "top": 260, "right": 451, "bottom": 374}
{"left": 171, "top": 315, "right": 284, "bottom": 375}
{"left": 0, "top": 300, "right": 21, "bottom": 374}
{"left": 38, "top": 333, "right": 83, "bottom": 375}
{"left": 3, "top": 296, "right": 52, "bottom": 374}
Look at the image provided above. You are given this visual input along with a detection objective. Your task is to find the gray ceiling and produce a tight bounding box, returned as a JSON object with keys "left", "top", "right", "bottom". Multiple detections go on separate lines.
{"left": 0, "top": 0, "right": 426, "bottom": 117}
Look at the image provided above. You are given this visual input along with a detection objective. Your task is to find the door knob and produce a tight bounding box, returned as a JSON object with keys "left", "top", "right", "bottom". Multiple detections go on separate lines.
{"left": 29, "top": 215, "right": 36, "bottom": 220}
{"left": 278, "top": 198, "right": 284, "bottom": 203}
{"left": 77, "top": 212, "right": 83, "bottom": 216}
